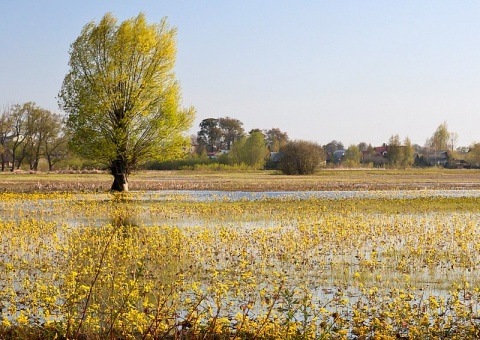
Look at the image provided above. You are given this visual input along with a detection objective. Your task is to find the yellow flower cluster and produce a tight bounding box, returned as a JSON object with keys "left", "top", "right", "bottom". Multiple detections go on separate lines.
{"left": 1, "top": 191, "right": 480, "bottom": 338}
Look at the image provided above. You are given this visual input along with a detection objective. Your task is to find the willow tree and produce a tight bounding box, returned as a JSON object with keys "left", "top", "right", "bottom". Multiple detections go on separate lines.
{"left": 59, "top": 13, "right": 195, "bottom": 191}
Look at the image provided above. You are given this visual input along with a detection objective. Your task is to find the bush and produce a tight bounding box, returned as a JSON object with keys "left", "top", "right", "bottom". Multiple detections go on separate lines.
{"left": 278, "top": 140, "right": 325, "bottom": 175}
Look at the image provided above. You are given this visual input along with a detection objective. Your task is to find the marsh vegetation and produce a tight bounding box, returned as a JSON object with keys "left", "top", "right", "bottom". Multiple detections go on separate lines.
{"left": 2, "top": 174, "right": 480, "bottom": 338}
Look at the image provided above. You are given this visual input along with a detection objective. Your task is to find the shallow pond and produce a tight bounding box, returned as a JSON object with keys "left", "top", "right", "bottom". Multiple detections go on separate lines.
{"left": 4, "top": 188, "right": 479, "bottom": 225}
{"left": 115, "top": 189, "right": 480, "bottom": 201}
{"left": 2, "top": 189, "right": 480, "bottom": 337}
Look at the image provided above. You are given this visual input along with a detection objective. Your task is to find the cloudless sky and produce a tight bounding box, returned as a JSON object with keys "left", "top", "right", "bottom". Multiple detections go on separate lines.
{"left": 1, "top": 1, "right": 480, "bottom": 147}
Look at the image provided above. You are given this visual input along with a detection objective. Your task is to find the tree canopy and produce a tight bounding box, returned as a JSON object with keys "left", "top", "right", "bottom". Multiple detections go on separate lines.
{"left": 427, "top": 122, "right": 450, "bottom": 151}
{"left": 196, "top": 117, "right": 245, "bottom": 153}
{"left": 264, "top": 128, "right": 288, "bottom": 152}
{"left": 197, "top": 118, "right": 222, "bottom": 153}
{"left": 228, "top": 131, "right": 269, "bottom": 169}
{"left": 58, "top": 13, "right": 194, "bottom": 191}
{"left": 344, "top": 144, "right": 361, "bottom": 167}
{"left": 219, "top": 117, "right": 244, "bottom": 150}
{"left": 0, "top": 103, "right": 68, "bottom": 172}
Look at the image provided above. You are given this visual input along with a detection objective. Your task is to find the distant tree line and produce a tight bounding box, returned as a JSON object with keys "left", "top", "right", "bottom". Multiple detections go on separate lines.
{"left": 156, "top": 119, "right": 480, "bottom": 174}
{"left": 0, "top": 102, "right": 69, "bottom": 171}
{"left": 195, "top": 117, "right": 289, "bottom": 154}
{"left": 4, "top": 104, "right": 480, "bottom": 175}
{"left": 150, "top": 116, "right": 323, "bottom": 174}
{"left": 321, "top": 122, "right": 480, "bottom": 169}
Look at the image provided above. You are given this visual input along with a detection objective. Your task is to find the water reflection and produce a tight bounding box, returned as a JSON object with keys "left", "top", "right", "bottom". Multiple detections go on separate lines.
{"left": 137, "top": 189, "right": 480, "bottom": 202}
{"left": 2, "top": 189, "right": 480, "bottom": 228}
{"left": 111, "top": 212, "right": 140, "bottom": 228}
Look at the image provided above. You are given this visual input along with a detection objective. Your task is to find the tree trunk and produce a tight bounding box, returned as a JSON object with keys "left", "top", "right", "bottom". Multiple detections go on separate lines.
{"left": 111, "top": 172, "right": 128, "bottom": 192}
{"left": 110, "top": 159, "right": 129, "bottom": 192}
{"left": 47, "top": 155, "right": 53, "bottom": 172}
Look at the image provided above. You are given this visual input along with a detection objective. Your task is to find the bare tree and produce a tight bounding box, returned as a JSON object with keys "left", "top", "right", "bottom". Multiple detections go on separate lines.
{"left": 448, "top": 132, "right": 458, "bottom": 152}
{"left": 9, "top": 103, "right": 30, "bottom": 171}
{"left": 0, "top": 107, "right": 14, "bottom": 171}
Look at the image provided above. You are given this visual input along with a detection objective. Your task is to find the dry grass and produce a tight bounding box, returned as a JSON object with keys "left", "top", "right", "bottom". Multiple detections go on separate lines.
{"left": 1, "top": 168, "right": 480, "bottom": 192}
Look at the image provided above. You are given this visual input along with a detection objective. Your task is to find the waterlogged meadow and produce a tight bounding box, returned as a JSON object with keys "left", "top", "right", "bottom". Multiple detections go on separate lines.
{"left": 2, "top": 190, "right": 480, "bottom": 339}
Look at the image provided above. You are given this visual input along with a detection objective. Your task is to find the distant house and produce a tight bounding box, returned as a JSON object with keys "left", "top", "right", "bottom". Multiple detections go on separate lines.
{"left": 447, "top": 159, "right": 469, "bottom": 169}
{"left": 426, "top": 151, "right": 449, "bottom": 166}
{"left": 270, "top": 152, "right": 283, "bottom": 163}
{"left": 207, "top": 150, "right": 229, "bottom": 160}
{"left": 265, "top": 152, "right": 283, "bottom": 170}
{"left": 182, "top": 142, "right": 198, "bottom": 155}
{"left": 414, "top": 150, "right": 450, "bottom": 167}
{"left": 332, "top": 150, "right": 345, "bottom": 164}
{"left": 325, "top": 149, "right": 345, "bottom": 165}
{"left": 207, "top": 152, "right": 218, "bottom": 159}
{"left": 362, "top": 144, "right": 388, "bottom": 166}
{"left": 374, "top": 144, "right": 388, "bottom": 157}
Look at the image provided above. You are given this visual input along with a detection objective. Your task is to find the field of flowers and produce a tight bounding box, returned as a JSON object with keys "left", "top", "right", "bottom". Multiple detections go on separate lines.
{"left": 2, "top": 190, "right": 480, "bottom": 339}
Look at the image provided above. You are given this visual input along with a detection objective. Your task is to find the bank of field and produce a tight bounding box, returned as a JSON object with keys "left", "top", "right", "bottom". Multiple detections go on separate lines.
{"left": 2, "top": 168, "right": 480, "bottom": 192}
{"left": 2, "top": 189, "right": 480, "bottom": 339}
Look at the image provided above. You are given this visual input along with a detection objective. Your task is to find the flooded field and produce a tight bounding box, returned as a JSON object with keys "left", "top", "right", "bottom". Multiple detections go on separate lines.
{"left": 2, "top": 190, "right": 480, "bottom": 338}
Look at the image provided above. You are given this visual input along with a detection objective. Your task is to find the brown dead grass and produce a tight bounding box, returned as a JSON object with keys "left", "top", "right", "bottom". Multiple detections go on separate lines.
{"left": 1, "top": 168, "right": 480, "bottom": 192}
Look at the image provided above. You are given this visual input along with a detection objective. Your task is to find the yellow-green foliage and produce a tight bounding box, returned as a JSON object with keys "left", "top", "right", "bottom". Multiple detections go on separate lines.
{"left": 2, "top": 192, "right": 480, "bottom": 338}
{"left": 59, "top": 13, "right": 195, "bottom": 170}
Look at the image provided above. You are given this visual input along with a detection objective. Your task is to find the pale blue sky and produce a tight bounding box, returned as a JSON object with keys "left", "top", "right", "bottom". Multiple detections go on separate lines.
{"left": 1, "top": 1, "right": 480, "bottom": 147}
